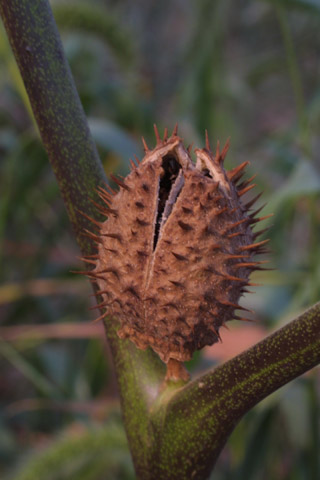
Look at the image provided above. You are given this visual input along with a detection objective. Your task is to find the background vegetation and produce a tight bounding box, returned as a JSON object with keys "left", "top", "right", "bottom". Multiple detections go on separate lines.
{"left": 0, "top": 0, "right": 319, "bottom": 479}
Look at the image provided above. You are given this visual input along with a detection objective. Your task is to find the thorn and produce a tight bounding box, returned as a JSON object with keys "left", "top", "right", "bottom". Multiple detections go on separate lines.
{"left": 228, "top": 232, "right": 245, "bottom": 239}
{"left": 224, "top": 218, "right": 249, "bottom": 232}
{"left": 241, "top": 287, "right": 256, "bottom": 294}
{"left": 124, "top": 286, "right": 140, "bottom": 299}
{"left": 209, "top": 325, "right": 221, "bottom": 340}
{"left": 182, "top": 206, "right": 193, "bottom": 214}
{"left": 172, "top": 123, "right": 178, "bottom": 136}
{"left": 253, "top": 226, "right": 272, "bottom": 239}
{"left": 250, "top": 213, "right": 274, "bottom": 225}
{"left": 187, "top": 143, "right": 194, "bottom": 154}
{"left": 90, "top": 289, "right": 110, "bottom": 297}
{"left": 254, "top": 266, "right": 274, "bottom": 271}
{"left": 71, "top": 270, "right": 91, "bottom": 276}
{"left": 233, "top": 315, "right": 257, "bottom": 323}
{"left": 244, "top": 192, "right": 263, "bottom": 210}
{"left": 225, "top": 254, "right": 250, "bottom": 260}
{"left": 219, "top": 300, "right": 254, "bottom": 313}
{"left": 239, "top": 239, "right": 270, "bottom": 251}
{"left": 227, "top": 161, "right": 250, "bottom": 181}
{"left": 96, "top": 186, "right": 112, "bottom": 202}
{"left": 78, "top": 257, "right": 96, "bottom": 265}
{"left": 222, "top": 274, "right": 247, "bottom": 283}
{"left": 141, "top": 136, "right": 149, "bottom": 152}
{"left": 110, "top": 174, "right": 130, "bottom": 191}
{"left": 220, "top": 138, "right": 230, "bottom": 163}
{"left": 89, "top": 301, "right": 110, "bottom": 311}
{"left": 254, "top": 248, "right": 271, "bottom": 255}
{"left": 104, "top": 183, "right": 117, "bottom": 196}
{"left": 71, "top": 270, "right": 105, "bottom": 282}
{"left": 100, "top": 232, "right": 122, "bottom": 243}
{"left": 136, "top": 217, "right": 150, "bottom": 226}
{"left": 129, "top": 158, "right": 137, "bottom": 170}
{"left": 205, "top": 130, "right": 211, "bottom": 151}
{"left": 178, "top": 220, "right": 193, "bottom": 231}
{"left": 98, "top": 268, "right": 120, "bottom": 280}
{"left": 76, "top": 208, "right": 102, "bottom": 229}
{"left": 134, "top": 154, "right": 141, "bottom": 165}
{"left": 89, "top": 198, "right": 116, "bottom": 217}
{"left": 163, "top": 127, "right": 168, "bottom": 142}
{"left": 103, "top": 247, "right": 118, "bottom": 254}
{"left": 92, "top": 311, "right": 109, "bottom": 324}
{"left": 153, "top": 124, "right": 161, "bottom": 144}
{"left": 172, "top": 252, "right": 188, "bottom": 261}
{"left": 237, "top": 174, "right": 257, "bottom": 190}
{"left": 169, "top": 280, "right": 184, "bottom": 288}
{"left": 161, "top": 303, "right": 181, "bottom": 315}
{"left": 233, "top": 261, "right": 268, "bottom": 269}
{"left": 137, "top": 250, "right": 149, "bottom": 257}
{"left": 215, "top": 140, "right": 220, "bottom": 162}
{"left": 82, "top": 229, "right": 103, "bottom": 244}
{"left": 237, "top": 184, "right": 256, "bottom": 197}
{"left": 103, "top": 207, "right": 118, "bottom": 217}
{"left": 215, "top": 206, "right": 228, "bottom": 216}
{"left": 234, "top": 173, "right": 246, "bottom": 185}
{"left": 249, "top": 203, "right": 267, "bottom": 218}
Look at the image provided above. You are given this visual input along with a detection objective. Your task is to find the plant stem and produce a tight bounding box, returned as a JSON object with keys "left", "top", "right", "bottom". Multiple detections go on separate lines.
{"left": 150, "top": 301, "right": 320, "bottom": 480}
{"left": 0, "top": 1, "right": 165, "bottom": 473}
{"left": 0, "top": 0, "right": 104, "bottom": 253}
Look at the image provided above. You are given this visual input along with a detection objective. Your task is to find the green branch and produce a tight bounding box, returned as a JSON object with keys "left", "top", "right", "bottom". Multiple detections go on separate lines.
{"left": 0, "top": 0, "right": 164, "bottom": 471}
{"left": 149, "top": 302, "right": 320, "bottom": 480}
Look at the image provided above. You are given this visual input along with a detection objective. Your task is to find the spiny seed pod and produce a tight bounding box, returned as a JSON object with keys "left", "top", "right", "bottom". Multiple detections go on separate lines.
{"left": 82, "top": 125, "right": 271, "bottom": 378}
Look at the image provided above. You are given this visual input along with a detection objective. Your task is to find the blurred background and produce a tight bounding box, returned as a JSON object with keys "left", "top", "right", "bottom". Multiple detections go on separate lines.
{"left": 0, "top": 0, "right": 319, "bottom": 479}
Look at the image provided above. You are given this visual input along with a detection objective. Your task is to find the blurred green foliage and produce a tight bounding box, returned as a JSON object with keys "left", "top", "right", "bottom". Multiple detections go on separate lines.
{"left": 0, "top": 0, "right": 319, "bottom": 479}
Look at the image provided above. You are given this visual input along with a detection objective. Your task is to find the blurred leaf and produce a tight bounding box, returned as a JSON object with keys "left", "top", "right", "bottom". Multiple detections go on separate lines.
{"left": 266, "top": 160, "right": 320, "bottom": 213}
{"left": 52, "top": 1, "right": 134, "bottom": 65}
{"left": 234, "top": 406, "right": 277, "bottom": 480}
{"left": 8, "top": 422, "right": 133, "bottom": 480}
{"left": 88, "top": 118, "right": 141, "bottom": 163}
{"left": 280, "top": 381, "right": 310, "bottom": 449}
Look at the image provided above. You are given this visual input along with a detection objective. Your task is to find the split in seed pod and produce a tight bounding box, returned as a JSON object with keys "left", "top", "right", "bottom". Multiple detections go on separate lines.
{"left": 81, "top": 125, "right": 272, "bottom": 381}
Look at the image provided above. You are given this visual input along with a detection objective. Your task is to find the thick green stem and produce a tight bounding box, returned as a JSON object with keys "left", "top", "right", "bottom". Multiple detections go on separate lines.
{"left": 0, "top": 1, "right": 164, "bottom": 473}
{"left": 0, "top": 0, "right": 103, "bottom": 252}
{"left": 149, "top": 302, "right": 320, "bottom": 480}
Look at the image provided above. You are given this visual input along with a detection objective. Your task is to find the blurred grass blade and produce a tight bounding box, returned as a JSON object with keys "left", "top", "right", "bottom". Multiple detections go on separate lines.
{"left": 235, "top": 406, "right": 277, "bottom": 480}
{"left": 0, "top": 338, "right": 59, "bottom": 398}
{"left": 9, "top": 423, "right": 133, "bottom": 480}
{"left": 266, "top": 160, "right": 320, "bottom": 213}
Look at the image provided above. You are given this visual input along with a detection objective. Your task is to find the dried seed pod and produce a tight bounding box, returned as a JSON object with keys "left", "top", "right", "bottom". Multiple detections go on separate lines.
{"left": 85, "top": 126, "right": 270, "bottom": 372}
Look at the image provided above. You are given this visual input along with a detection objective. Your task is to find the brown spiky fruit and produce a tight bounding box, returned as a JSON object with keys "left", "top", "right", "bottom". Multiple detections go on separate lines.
{"left": 84, "top": 126, "right": 271, "bottom": 379}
